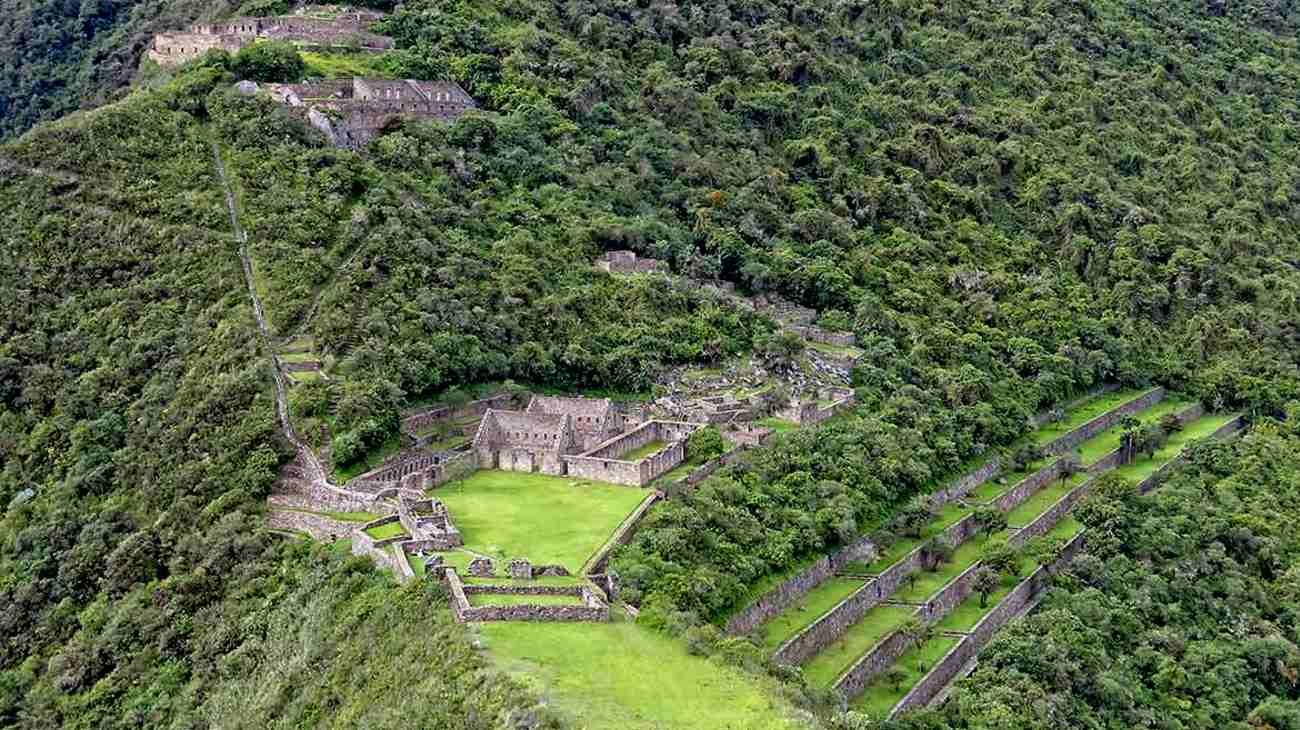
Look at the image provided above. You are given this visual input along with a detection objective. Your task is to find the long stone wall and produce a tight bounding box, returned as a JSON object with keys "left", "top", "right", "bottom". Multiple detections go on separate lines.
{"left": 265, "top": 509, "right": 358, "bottom": 541}
{"left": 582, "top": 491, "right": 661, "bottom": 575}
{"left": 889, "top": 532, "right": 1087, "bottom": 716}
{"left": 1028, "top": 383, "right": 1119, "bottom": 429}
{"left": 724, "top": 556, "right": 836, "bottom": 636}
{"left": 1042, "top": 387, "right": 1165, "bottom": 455}
{"left": 937, "top": 455, "right": 1002, "bottom": 504}
{"left": 989, "top": 459, "right": 1064, "bottom": 512}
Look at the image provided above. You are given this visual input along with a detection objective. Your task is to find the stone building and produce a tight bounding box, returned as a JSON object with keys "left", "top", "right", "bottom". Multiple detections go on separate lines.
{"left": 264, "top": 78, "right": 477, "bottom": 148}
{"left": 526, "top": 395, "right": 622, "bottom": 450}
{"left": 595, "top": 250, "right": 666, "bottom": 274}
{"left": 147, "top": 8, "right": 392, "bottom": 67}
{"left": 472, "top": 409, "right": 579, "bottom": 475}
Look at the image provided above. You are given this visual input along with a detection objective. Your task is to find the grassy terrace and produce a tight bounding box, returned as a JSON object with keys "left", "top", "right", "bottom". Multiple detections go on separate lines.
{"left": 461, "top": 575, "right": 587, "bottom": 587}
{"left": 656, "top": 453, "right": 707, "bottom": 484}
{"left": 364, "top": 522, "right": 406, "bottom": 540}
{"left": 1110, "top": 412, "right": 1239, "bottom": 483}
{"left": 299, "top": 50, "right": 393, "bottom": 78}
{"left": 759, "top": 577, "right": 866, "bottom": 651}
{"left": 467, "top": 593, "right": 585, "bottom": 607}
{"left": 1075, "top": 396, "right": 1193, "bottom": 464}
{"left": 278, "top": 350, "right": 320, "bottom": 363}
{"left": 1029, "top": 387, "right": 1152, "bottom": 447}
{"left": 851, "top": 636, "right": 959, "bottom": 715}
{"left": 801, "top": 604, "right": 916, "bottom": 686}
{"left": 965, "top": 456, "right": 1050, "bottom": 502}
{"left": 334, "top": 432, "right": 402, "bottom": 483}
{"left": 1004, "top": 473, "right": 1085, "bottom": 526}
{"left": 435, "top": 470, "right": 647, "bottom": 571}
{"left": 619, "top": 439, "right": 667, "bottom": 461}
{"left": 480, "top": 610, "right": 804, "bottom": 729}
{"left": 757, "top": 417, "right": 799, "bottom": 433}
{"left": 891, "top": 532, "right": 1009, "bottom": 603}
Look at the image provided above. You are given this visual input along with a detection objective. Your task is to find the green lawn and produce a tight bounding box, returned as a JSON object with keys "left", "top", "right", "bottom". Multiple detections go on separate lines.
{"left": 932, "top": 570, "right": 1025, "bottom": 633}
{"left": 278, "top": 350, "right": 320, "bottom": 363}
{"left": 364, "top": 522, "right": 407, "bottom": 540}
{"left": 479, "top": 610, "right": 804, "bottom": 730}
{"left": 1110, "top": 412, "right": 1238, "bottom": 484}
{"left": 300, "top": 50, "right": 393, "bottom": 78}
{"left": 434, "top": 470, "right": 648, "bottom": 571}
{"left": 966, "top": 456, "right": 1051, "bottom": 502}
{"left": 1044, "top": 515, "right": 1084, "bottom": 541}
{"left": 461, "top": 575, "right": 587, "bottom": 587}
{"left": 1030, "top": 387, "right": 1152, "bottom": 447}
{"left": 757, "top": 417, "right": 799, "bottom": 433}
{"left": 890, "top": 535, "right": 1000, "bottom": 603}
{"left": 1074, "top": 397, "right": 1193, "bottom": 464}
{"left": 758, "top": 577, "right": 866, "bottom": 650}
{"left": 619, "top": 440, "right": 667, "bottom": 461}
{"left": 467, "top": 592, "right": 585, "bottom": 607}
{"left": 1004, "top": 473, "right": 1085, "bottom": 526}
{"left": 851, "top": 636, "right": 959, "bottom": 716}
{"left": 800, "top": 605, "right": 916, "bottom": 687}
{"left": 287, "top": 369, "right": 325, "bottom": 383}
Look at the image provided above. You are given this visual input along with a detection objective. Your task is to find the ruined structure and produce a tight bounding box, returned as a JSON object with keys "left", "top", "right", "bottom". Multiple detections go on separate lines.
{"left": 147, "top": 8, "right": 392, "bottom": 67}
{"left": 265, "top": 78, "right": 477, "bottom": 148}
{"left": 778, "top": 386, "right": 856, "bottom": 425}
{"left": 562, "top": 420, "right": 700, "bottom": 486}
{"left": 595, "top": 250, "right": 667, "bottom": 274}
{"left": 473, "top": 409, "right": 579, "bottom": 475}
{"left": 526, "top": 395, "right": 622, "bottom": 449}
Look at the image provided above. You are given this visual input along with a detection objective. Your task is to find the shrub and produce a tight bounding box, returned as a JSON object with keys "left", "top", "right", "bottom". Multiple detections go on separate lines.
{"left": 231, "top": 41, "right": 305, "bottom": 83}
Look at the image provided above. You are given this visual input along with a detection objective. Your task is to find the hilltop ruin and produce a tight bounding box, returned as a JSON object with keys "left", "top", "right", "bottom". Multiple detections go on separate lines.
{"left": 262, "top": 78, "right": 478, "bottom": 148}
{"left": 147, "top": 7, "right": 392, "bottom": 67}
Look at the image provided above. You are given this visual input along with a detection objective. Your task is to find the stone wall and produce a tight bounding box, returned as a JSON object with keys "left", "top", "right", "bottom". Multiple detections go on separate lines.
{"left": 447, "top": 571, "right": 609, "bottom": 622}
{"left": 562, "top": 421, "right": 697, "bottom": 487}
{"left": 561, "top": 454, "right": 645, "bottom": 485}
{"left": 1029, "top": 383, "right": 1119, "bottom": 429}
{"left": 401, "top": 392, "right": 517, "bottom": 436}
{"left": 1042, "top": 387, "right": 1165, "bottom": 455}
{"left": 785, "top": 324, "right": 857, "bottom": 347}
{"left": 148, "top": 11, "right": 393, "bottom": 67}
{"left": 724, "top": 556, "right": 836, "bottom": 636}
{"left": 937, "top": 455, "right": 1002, "bottom": 504}
{"left": 266, "top": 509, "right": 357, "bottom": 541}
{"left": 988, "top": 458, "right": 1063, "bottom": 512}
{"left": 582, "top": 491, "right": 661, "bottom": 574}
{"left": 834, "top": 628, "right": 915, "bottom": 698}
{"left": 889, "top": 532, "right": 1087, "bottom": 716}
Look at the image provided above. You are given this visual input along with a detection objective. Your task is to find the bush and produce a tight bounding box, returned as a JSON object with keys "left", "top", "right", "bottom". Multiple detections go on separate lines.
{"left": 231, "top": 41, "right": 305, "bottom": 83}
{"left": 687, "top": 426, "right": 727, "bottom": 461}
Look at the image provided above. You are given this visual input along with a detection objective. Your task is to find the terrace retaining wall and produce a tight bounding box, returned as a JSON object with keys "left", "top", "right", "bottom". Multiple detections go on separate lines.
{"left": 1136, "top": 414, "right": 1245, "bottom": 494}
{"left": 448, "top": 572, "right": 609, "bottom": 622}
{"left": 989, "top": 459, "right": 1064, "bottom": 512}
{"left": 889, "top": 532, "right": 1087, "bottom": 716}
{"left": 582, "top": 491, "right": 662, "bottom": 575}
{"left": 1041, "top": 387, "right": 1165, "bottom": 455}
{"left": 1028, "top": 384, "right": 1119, "bottom": 429}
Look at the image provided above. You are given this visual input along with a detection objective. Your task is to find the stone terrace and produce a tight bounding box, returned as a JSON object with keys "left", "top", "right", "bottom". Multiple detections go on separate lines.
{"left": 264, "top": 78, "right": 478, "bottom": 148}
{"left": 148, "top": 7, "right": 392, "bottom": 67}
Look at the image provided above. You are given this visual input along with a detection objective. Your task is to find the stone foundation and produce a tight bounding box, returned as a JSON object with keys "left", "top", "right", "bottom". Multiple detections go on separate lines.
{"left": 446, "top": 570, "right": 609, "bottom": 622}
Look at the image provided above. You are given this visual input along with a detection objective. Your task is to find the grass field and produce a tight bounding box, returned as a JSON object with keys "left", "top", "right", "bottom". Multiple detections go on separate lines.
{"left": 1004, "top": 473, "right": 1085, "bottom": 525}
{"left": 364, "top": 522, "right": 406, "bottom": 540}
{"left": 800, "top": 604, "right": 916, "bottom": 687}
{"left": 479, "top": 611, "right": 804, "bottom": 730}
{"left": 434, "top": 470, "right": 647, "bottom": 571}
{"left": 851, "top": 636, "right": 959, "bottom": 716}
{"left": 759, "top": 576, "right": 865, "bottom": 650}
{"left": 300, "top": 50, "right": 393, "bottom": 78}
{"left": 1030, "top": 387, "right": 1152, "bottom": 447}
{"left": 467, "top": 592, "right": 585, "bottom": 607}
{"left": 1110, "top": 412, "right": 1238, "bottom": 483}
{"left": 619, "top": 440, "right": 666, "bottom": 461}
{"left": 1074, "top": 396, "right": 1193, "bottom": 464}
{"left": 757, "top": 417, "right": 799, "bottom": 433}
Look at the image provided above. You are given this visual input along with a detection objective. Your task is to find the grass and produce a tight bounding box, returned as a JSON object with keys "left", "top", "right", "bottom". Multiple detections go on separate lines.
{"left": 1045, "top": 515, "right": 1083, "bottom": 541}
{"left": 932, "top": 569, "right": 1027, "bottom": 633}
{"left": 619, "top": 440, "right": 667, "bottom": 461}
{"left": 478, "top": 610, "right": 804, "bottom": 730}
{"left": 461, "top": 575, "right": 587, "bottom": 587}
{"left": 299, "top": 50, "right": 393, "bottom": 79}
{"left": 333, "top": 432, "right": 403, "bottom": 483}
{"left": 1110, "top": 412, "right": 1238, "bottom": 484}
{"left": 467, "top": 592, "right": 585, "bottom": 607}
{"left": 287, "top": 369, "right": 325, "bottom": 383}
{"left": 758, "top": 577, "right": 866, "bottom": 650}
{"left": 851, "top": 636, "right": 959, "bottom": 716}
{"left": 364, "top": 522, "right": 407, "bottom": 540}
{"left": 1030, "top": 387, "right": 1152, "bottom": 447}
{"left": 800, "top": 605, "right": 916, "bottom": 687}
{"left": 890, "top": 535, "right": 1002, "bottom": 603}
{"left": 655, "top": 454, "right": 707, "bottom": 484}
{"left": 434, "top": 470, "right": 648, "bottom": 571}
{"left": 732, "top": 553, "right": 823, "bottom": 613}
{"left": 966, "top": 456, "right": 1051, "bottom": 502}
{"left": 278, "top": 350, "right": 320, "bottom": 363}
{"left": 1004, "top": 473, "right": 1085, "bottom": 526}
{"left": 1073, "top": 396, "right": 1193, "bottom": 464}
{"left": 320, "top": 510, "right": 377, "bottom": 522}
{"left": 805, "top": 340, "right": 863, "bottom": 359}
{"left": 757, "top": 417, "right": 799, "bottom": 433}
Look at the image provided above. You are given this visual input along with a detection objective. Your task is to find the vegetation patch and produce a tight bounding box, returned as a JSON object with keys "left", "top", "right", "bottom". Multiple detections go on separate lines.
{"left": 434, "top": 470, "right": 648, "bottom": 570}
{"left": 364, "top": 522, "right": 407, "bottom": 540}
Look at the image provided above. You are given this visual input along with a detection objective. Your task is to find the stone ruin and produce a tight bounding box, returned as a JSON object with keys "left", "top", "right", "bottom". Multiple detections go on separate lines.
{"left": 263, "top": 78, "right": 477, "bottom": 148}
{"left": 509, "top": 559, "right": 533, "bottom": 580}
{"left": 468, "top": 557, "right": 495, "bottom": 577}
{"left": 147, "top": 6, "right": 392, "bottom": 67}
{"left": 595, "top": 250, "right": 666, "bottom": 274}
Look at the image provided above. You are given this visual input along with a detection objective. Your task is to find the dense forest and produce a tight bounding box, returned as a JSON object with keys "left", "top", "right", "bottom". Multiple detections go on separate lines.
{"left": 4, "top": 0, "right": 1300, "bottom": 726}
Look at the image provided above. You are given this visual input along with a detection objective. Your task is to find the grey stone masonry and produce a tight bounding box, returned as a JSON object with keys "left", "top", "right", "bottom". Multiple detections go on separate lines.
{"left": 888, "top": 532, "right": 1087, "bottom": 716}
{"left": 582, "top": 491, "right": 661, "bottom": 575}
{"left": 447, "top": 571, "right": 610, "bottom": 622}
{"left": 1041, "top": 387, "right": 1165, "bottom": 455}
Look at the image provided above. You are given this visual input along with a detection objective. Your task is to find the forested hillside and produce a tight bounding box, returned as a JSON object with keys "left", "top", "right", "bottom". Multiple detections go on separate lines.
{"left": 4, "top": 0, "right": 1300, "bottom": 727}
